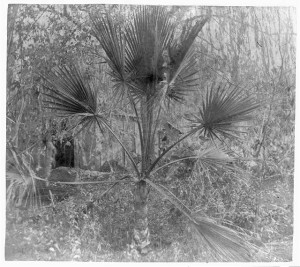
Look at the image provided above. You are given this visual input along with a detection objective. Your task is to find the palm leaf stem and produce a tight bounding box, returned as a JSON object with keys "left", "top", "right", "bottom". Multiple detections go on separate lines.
{"left": 145, "top": 178, "right": 196, "bottom": 222}
{"left": 68, "top": 118, "right": 95, "bottom": 138}
{"left": 140, "top": 99, "right": 147, "bottom": 172}
{"left": 128, "top": 92, "right": 144, "bottom": 157}
{"left": 19, "top": 174, "right": 133, "bottom": 185}
{"left": 140, "top": 95, "right": 155, "bottom": 173}
{"left": 146, "top": 127, "right": 199, "bottom": 175}
{"left": 151, "top": 155, "right": 198, "bottom": 175}
{"left": 94, "top": 175, "right": 132, "bottom": 201}
{"left": 150, "top": 105, "right": 162, "bottom": 156}
{"left": 158, "top": 182, "right": 191, "bottom": 212}
{"left": 95, "top": 115, "right": 140, "bottom": 177}
{"left": 146, "top": 97, "right": 155, "bottom": 167}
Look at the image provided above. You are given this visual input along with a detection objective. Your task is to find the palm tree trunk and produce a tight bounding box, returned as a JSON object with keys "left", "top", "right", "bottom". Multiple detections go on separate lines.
{"left": 132, "top": 180, "right": 150, "bottom": 254}
{"left": 140, "top": 95, "right": 155, "bottom": 173}
{"left": 131, "top": 95, "right": 155, "bottom": 255}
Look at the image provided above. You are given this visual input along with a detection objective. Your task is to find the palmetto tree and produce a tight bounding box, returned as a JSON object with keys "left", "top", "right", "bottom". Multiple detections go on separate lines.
{"left": 41, "top": 6, "right": 260, "bottom": 261}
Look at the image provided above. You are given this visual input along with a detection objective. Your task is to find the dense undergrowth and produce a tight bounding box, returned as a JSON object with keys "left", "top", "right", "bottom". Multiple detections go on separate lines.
{"left": 6, "top": 153, "right": 293, "bottom": 261}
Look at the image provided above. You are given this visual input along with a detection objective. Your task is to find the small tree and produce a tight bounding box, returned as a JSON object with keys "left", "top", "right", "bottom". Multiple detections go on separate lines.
{"left": 41, "top": 6, "right": 260, "bottom": 261}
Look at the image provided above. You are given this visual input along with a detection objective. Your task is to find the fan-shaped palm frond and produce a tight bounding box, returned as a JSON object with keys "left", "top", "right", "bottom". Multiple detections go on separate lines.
{"left": 6, "top": 147, "right": 41, "bottom": 209}
{"left": 195, "top": 146, "right": 236, "bottom": 174}
{"left": 40, "top": 64, "right": 105, "bottom": 132}
{"left": 190, "top": 215, "right": 256, "bottom": 261}
{"left": 92, "top": 6, "right": 175, "bottom": 101}
{"left": 169, "top": 17, "right": 209, "bottom": 80}
{"left": 124, "top": 6, "right": 175, "bottom": 88}
{"left": 156, "top": 46, "right": 199, "bottom": 109}
{"left": 150, "top": 17, "right": 208, "bottom": 110}
{"left": 91, "top": 15, "right": 126, "bottom": 84}
{"left": 187, "top": 84, "right": 260, "bottom": 141}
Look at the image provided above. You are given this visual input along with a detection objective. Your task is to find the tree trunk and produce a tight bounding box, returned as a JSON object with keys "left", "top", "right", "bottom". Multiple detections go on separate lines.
{"left": 131, "top": 94, "right": 155, "bottom": 256}
{"left": 132, "top": 180, "right": 151, "bottom": 255}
